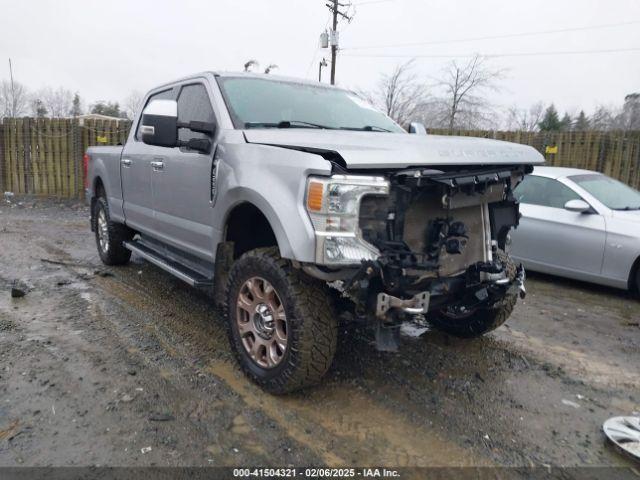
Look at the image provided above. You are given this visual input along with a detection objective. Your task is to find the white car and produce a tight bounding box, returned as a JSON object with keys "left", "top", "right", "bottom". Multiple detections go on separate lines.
{"left": 510, "top": 166, "right": 640, "bottom": 293}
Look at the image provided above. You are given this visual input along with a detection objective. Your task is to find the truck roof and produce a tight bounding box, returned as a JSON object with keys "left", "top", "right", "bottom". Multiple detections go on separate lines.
{"left": 150, "top": 71, "right": 347, "bottom": 92}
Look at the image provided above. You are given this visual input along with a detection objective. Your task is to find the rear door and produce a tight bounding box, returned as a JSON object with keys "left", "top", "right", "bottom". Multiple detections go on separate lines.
{"left": 121, "top": 87, "right": 176, "bottom": 234}
{"left": 511, "top": 175, "right": 606, "bottom": 276}
{"left": 151, "top": 82, "right": 217, "bottom": 259}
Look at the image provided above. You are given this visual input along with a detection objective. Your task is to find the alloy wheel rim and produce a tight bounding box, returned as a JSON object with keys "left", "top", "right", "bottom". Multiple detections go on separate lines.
{"left": 236, "top": 277, "right": 287, "bottom": 369}
{"left": 97, "top": 208, "right": 109, "bottom": 253}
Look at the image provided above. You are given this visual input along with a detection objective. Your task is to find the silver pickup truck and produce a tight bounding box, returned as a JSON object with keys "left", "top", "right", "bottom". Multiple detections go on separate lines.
{"left": 86, "top": 72, "right": 544, "bottom": 393}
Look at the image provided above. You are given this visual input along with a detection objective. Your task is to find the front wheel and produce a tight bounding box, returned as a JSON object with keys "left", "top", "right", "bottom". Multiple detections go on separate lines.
{"left": 225, "top": 247, "right": 338, "bottom": 394}
{"left": 428, "top": 250, "right": 518, "bottom": 338}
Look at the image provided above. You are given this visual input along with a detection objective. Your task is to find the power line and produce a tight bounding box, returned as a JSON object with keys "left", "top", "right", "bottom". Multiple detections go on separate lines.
{"left": 342, "top": 19, "right": 640, "bottom": 50}
{"left": 352, "top": 0, "right": 393, "bottom": 5}
{"left": 341, "top": 46, "right": 640, "bottom": 59}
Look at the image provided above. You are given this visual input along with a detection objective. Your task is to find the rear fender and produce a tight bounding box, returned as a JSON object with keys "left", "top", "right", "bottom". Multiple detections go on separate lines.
{"left": 86, "top": 146, "right": 125, "bottom": 223}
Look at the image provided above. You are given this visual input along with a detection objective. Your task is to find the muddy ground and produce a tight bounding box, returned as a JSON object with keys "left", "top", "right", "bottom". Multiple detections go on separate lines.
{"left": 0, "top": 198, "right": 639, "bottom": 470}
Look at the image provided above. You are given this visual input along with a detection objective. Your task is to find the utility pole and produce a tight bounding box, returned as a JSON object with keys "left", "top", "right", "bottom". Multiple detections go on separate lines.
{"left": 330, "top": 0, "right": 338, "bottom": 85}
{"left": 325, "top": 1, "right": 352, "bottom": 85}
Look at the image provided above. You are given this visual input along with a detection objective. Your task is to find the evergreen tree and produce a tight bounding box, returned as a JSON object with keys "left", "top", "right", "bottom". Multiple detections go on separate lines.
{"left": 70, "top": 93, "right": 83, "bottom": 117}
{"left": 31, "top": 99, "right": 48, "bottom": 118}
{"left": 90, "top": 101, "right": 121, "bottom": 117}
{"left": 538, "top": 104, "right": 562, "bottom": 131}
{"left": 574, "top": 110, "right": 590, "bottom": 131}
{"left": 559, "top": 113, "right": 572, "bottom": 131}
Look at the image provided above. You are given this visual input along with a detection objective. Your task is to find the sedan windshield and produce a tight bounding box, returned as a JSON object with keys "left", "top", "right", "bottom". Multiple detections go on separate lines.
{"left": 217, "top": 76, "right": 405, "bottom": 133}
{"left": 570, "top": 174, "right": 640, "bottom": 210}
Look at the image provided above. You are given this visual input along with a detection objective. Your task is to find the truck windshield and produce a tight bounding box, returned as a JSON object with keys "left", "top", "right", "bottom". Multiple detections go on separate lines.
{"left": 217, "top": 76, "right": 405, "bottom": 133}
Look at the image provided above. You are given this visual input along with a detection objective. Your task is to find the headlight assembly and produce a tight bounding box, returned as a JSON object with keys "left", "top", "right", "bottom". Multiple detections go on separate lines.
{"left": 305, "top": 175, "right": 389, "bottom": 265}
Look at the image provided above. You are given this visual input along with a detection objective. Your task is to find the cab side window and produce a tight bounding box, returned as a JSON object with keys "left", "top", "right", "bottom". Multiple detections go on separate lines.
{"left": 135, "top": 88, "right": 175, "bottom": 140}
{"left": 177, "top": 84, "right": 215, "bottom": 145}
{"left": 515, "top": 175, "right": 580, "bottom": 209}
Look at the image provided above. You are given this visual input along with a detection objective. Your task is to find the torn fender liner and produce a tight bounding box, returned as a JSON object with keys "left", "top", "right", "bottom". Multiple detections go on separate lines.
{"left": 243, "top": 129, "right": 545, "bottom": 169}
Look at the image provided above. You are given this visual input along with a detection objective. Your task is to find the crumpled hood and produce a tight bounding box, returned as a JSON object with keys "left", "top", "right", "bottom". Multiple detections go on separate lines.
{"left": 243, "top": 129, "right": 545, "bottom": 169}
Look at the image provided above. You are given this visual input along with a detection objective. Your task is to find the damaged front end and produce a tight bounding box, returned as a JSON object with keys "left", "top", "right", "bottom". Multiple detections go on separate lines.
{"left": 304, "top": 165, "right": 529, "bottom": 347}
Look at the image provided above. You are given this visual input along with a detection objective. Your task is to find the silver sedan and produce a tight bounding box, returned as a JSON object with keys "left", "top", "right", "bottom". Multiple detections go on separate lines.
{"left": 510, "top": 166, "right": 640, "bottom": 293}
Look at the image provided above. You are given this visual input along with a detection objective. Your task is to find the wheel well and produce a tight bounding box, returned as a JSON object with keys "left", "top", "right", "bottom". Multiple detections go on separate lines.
{"left": 629, "top": 255, "right": 640, "bottom": 292}
{"left": 225, "top": 203, "right": 278, "bottom": 258}
{"left": 90, "top": 178, "right": 105, "bottom": 232}
{"left": 94, "top": 177, "right": 105, "bottom": 198}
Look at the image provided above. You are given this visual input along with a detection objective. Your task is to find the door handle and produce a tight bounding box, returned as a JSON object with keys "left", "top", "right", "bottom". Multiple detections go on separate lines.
{"left": 121, "top": 158, "right": 132, "bottom": 167}
{"left": 150, "top": 160, "right": 164, "bottom": 171}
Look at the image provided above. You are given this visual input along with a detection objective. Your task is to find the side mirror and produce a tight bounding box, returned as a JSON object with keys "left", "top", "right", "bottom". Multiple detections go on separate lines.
{"left": 408, "top": 122, "right": 427, "bottom": 135}
{"left": 564, "top": 199, "right": 591, "bottom": 213}
{"left": 140, "top": 99, "right": 178, "bottom": 148}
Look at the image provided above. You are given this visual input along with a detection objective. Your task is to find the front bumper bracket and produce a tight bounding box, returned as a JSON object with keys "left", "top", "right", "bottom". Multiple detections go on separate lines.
{"left": 376, "top": 291, "right": 430, "bottom": 319}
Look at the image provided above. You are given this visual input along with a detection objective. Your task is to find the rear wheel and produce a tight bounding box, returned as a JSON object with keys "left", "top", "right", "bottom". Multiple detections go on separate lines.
{"left": 428, "top": 250, "right": 518, "bottom": 338}
{"left": 225, "top": 247, "right": 337, "bottom": 394}
{"left": 92, "top": 196, "right": 133, "bottom": 266}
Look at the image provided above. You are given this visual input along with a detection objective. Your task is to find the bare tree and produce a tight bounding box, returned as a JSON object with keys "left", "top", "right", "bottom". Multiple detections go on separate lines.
{"left": 0, "top": 79, "right": 29, "bottom": 118}
{"left": 36, "top": 86, "right": 74, "bottom": 117}
{"left": 123, "top": 90, "right": 144, "bottom": 120}
{"left": 505, "top": 102, "right": 544, "bottom": 131}
{"left": 361, "top": 60, "right": 429, "bottom": 127}
{"left": 590, "top": 105, "right": 619, "bottom": 130}
{"left": 435, "top": 55, "right": 504, "bottom": 131}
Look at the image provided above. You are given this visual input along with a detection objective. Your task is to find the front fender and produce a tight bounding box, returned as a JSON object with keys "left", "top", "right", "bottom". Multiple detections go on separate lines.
{"left": 213, "top": 142, "right": 332, "bottom": 263}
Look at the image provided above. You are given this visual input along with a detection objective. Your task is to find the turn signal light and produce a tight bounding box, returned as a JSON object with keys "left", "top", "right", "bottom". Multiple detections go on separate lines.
{"left": 307, "top": 181, "right": 324, "bottom": 211}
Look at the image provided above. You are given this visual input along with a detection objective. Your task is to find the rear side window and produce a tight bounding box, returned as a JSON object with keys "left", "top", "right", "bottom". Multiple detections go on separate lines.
{"left": 135, "top": 88, "right": 175, "bottom": 140}
{"left": 177, "top": 84, "right": 215, "bottom": 144}
{"left": 515, "top": 175, "right": 580, "bottom": 209}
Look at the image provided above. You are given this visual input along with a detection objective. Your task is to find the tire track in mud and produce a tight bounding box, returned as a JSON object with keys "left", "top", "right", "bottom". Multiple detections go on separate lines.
{"left": 94, "top": 267, "right": 487, "bottom": 467}
{"left": 500, "top": 328, "right": 640, "bottom": 389}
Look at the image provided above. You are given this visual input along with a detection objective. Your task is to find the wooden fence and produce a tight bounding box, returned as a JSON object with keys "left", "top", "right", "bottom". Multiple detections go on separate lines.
{"left": 428, "top": 129, "right": 640, "bottom": 189}
{"left": 0, "top": 118, "right": 131, "bottom": 199}
{"left": 1, "top": 119, "right": 640, "bottom": 198}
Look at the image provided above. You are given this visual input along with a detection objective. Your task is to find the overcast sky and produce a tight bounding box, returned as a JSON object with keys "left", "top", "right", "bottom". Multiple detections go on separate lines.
{"left": 1, "top": 0, "right": 639, "bottom": 117}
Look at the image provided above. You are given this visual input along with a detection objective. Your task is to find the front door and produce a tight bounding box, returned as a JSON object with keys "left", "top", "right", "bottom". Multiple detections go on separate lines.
{"left": 121, "top": 87, "right": 175, "bottom": 235}
{"left": 151, "top": 82, "right": 217, "bottom": 260}
{"left": 511, "top": 175, "right": 606, "bottom": 276}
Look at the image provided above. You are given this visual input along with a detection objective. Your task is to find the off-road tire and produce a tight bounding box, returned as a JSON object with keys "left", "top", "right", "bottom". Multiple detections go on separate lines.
{"left": 92, "top": 196, "right": 133, "bottom": 266}
{"left": 428, "top": 250, "right": 518, "bottom": 338}
{"left": 225, "top": 247, "right": 338, "bottom": 394}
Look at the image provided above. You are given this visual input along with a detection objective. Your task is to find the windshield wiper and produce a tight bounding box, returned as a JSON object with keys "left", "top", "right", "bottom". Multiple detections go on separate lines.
{"left": 613, "top": 206, "right": 640, "bottom": 211}
{"left": 340, "top": 125, "right": 392, "bottom": 132}
{"left": 244, "top": 120, "right": 334, "bottom": 129}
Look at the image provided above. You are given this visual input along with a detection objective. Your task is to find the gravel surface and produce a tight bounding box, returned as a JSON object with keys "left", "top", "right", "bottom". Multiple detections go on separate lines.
{"left": 0, "top": 198, "right": 638, "bottom": 469}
